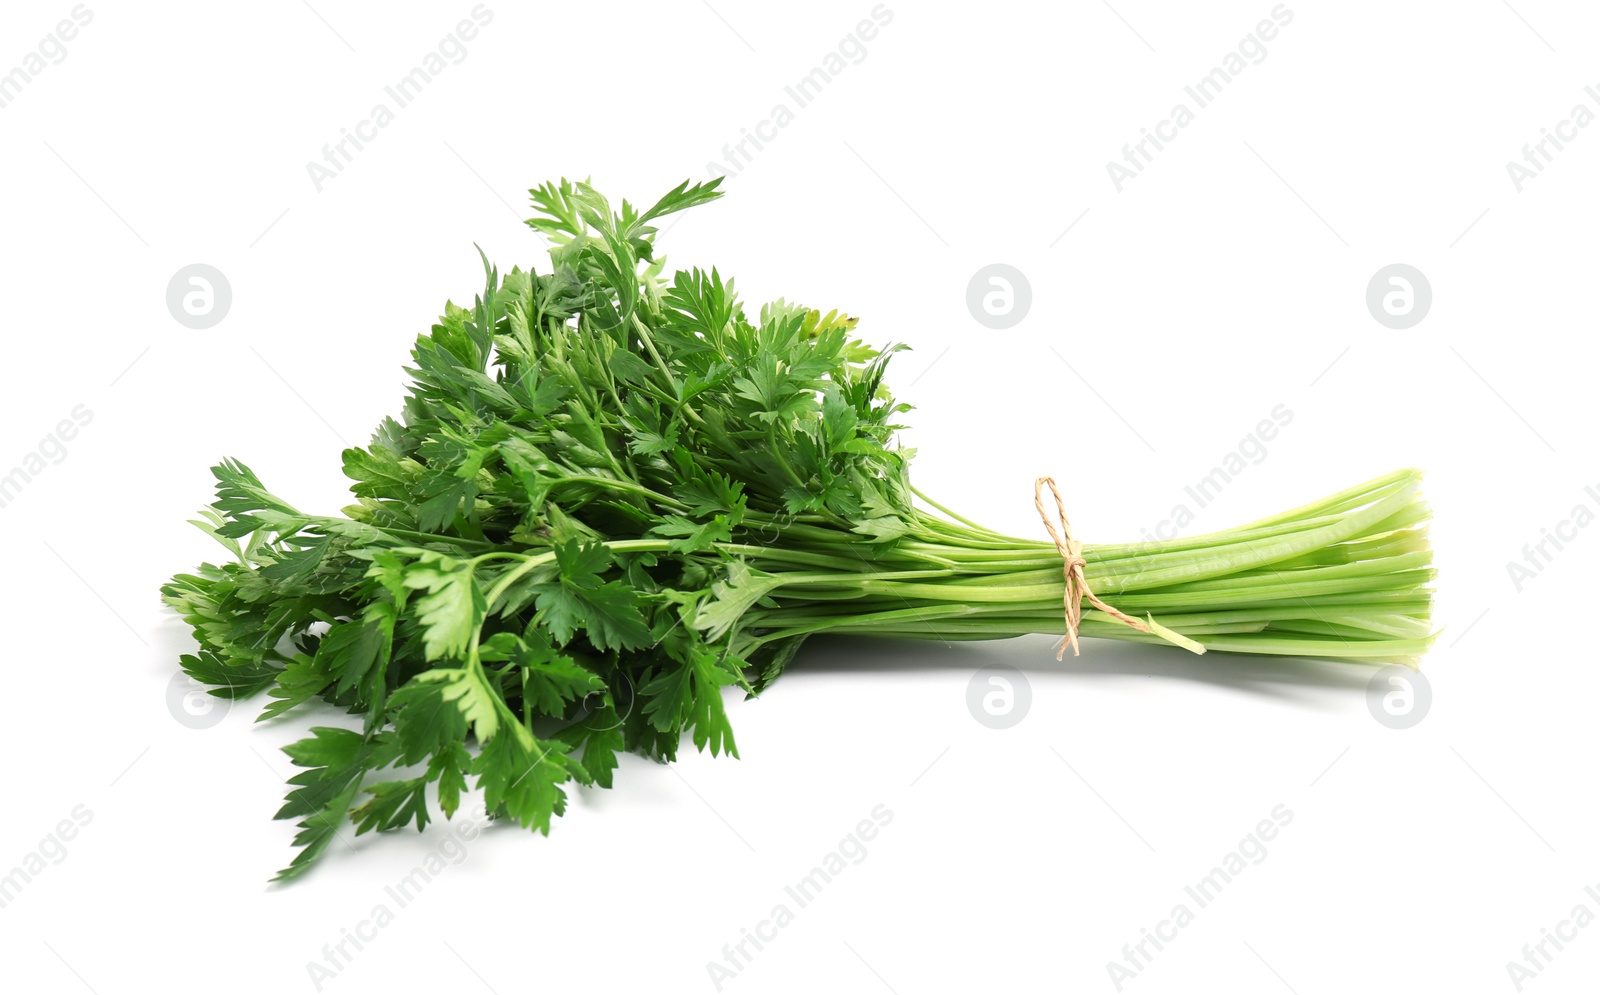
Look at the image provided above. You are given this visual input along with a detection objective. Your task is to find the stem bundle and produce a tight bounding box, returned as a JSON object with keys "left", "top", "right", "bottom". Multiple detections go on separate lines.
{"left": 725, "top": 467, "right": 1434, "bottom": 681}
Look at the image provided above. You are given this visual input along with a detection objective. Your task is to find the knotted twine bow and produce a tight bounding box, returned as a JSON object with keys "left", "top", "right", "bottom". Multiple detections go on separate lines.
{"left": 1034, "top": 477, "right": 1204, "bottom": 660}
{"left": 1033, "top": 477, "right": 1150, "bottom": 659}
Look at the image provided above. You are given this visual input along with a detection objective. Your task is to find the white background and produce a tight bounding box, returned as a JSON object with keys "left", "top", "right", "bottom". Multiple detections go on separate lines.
{"left": 1, "top": 1, "right": 1596, "bottom": 993}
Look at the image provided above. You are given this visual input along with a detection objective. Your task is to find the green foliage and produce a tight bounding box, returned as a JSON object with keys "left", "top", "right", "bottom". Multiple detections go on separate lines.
{"left": 163, "top": 177, "right": 923, "bottom": 880}
{"left": 163, "top": 177, "right": 1435, "bottom": 881}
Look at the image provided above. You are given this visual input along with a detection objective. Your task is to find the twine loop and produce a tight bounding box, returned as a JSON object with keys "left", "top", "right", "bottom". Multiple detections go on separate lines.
{"left": 1033, "top": 476, "right": 1152, "bottom": 660}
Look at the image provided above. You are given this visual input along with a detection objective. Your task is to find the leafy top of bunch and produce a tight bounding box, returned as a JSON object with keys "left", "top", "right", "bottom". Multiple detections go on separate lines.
{"left": 162, "top": 178, "right": 920, "bottom": 879}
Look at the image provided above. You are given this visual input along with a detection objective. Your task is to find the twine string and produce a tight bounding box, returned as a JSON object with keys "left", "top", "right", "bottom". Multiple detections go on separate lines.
{"left": 1033, "top": 476, "right": 1151, "bottom": 660}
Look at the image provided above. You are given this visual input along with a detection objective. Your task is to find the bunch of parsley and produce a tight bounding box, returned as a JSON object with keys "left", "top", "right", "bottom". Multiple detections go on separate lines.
{"left": 164, "top": 178, "right": 1434, "bottom": 880}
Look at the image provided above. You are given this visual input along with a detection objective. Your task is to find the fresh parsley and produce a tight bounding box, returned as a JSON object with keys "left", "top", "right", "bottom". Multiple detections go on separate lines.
{"left": 163, "top": 178, "right": 1434, "bottom": 880}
